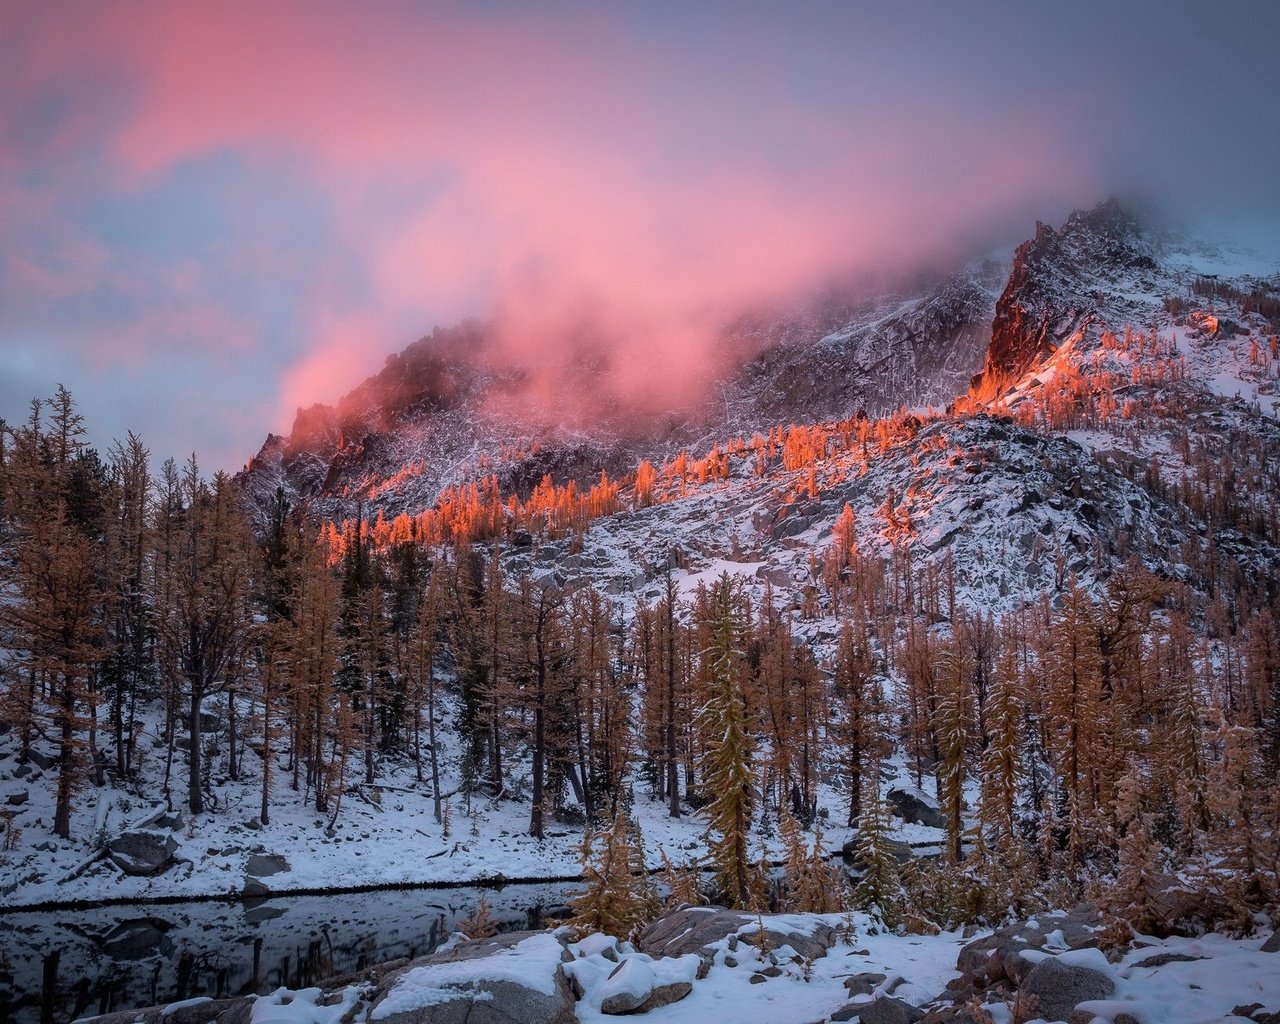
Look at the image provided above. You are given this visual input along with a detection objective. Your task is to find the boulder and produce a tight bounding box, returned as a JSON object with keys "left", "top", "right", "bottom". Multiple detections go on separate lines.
{"left": 885, "top": 787, "right": 945, "bottom": 829}
{"left": 842, "top": 837, "right": 915, "bottom": 866}
{"left": 1261, "top": 930, "right": 1280, "bottom": 954}
{"left": 637, "top": 907, "right": 835, "bottom": 962}
{"left": 6, "top": 789, "right": 28, "bottom": 806}
{"left": 367, "top": 931, "right": 576, "bottom": 1024}
{"left": 599, "top": 958, "right": 655, "bottom": 1014}
{"left": 956, "top": 908, "right": 1103, "bottom": 986}
{"left": 245, "top": 853, "right": 290, "bottom": 876}
{"left": 77, "top": 996, "right": 251, "bottom": 1024}
{"left": 1021, "top": 955, "right": 1114, "bottom": 1022}
{"left": 636, "top": 981, "right": 692, "bottom": 1012}
{"left": 844, "top": 972, "right": 888, "bottom": 996}
{"left": 107, "top": 831, "right": 178, "bottom": 876}
{"left": 858, "top": 995, "right": 924, "bottom": 1024}
{"left": 1132, "top": 951, "right": 1203, "bottom": 969}
{"left": 25, "top": 748, "right": 57, "bottom": 771}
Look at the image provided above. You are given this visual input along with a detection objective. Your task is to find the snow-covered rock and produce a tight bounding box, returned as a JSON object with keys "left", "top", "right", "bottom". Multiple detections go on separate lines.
{"left": 1019, "top": 949, "right": 1117, "bottom": 1022}
{"left": 367, "top": 931, "right": 576, "bottom": 1024}
{"left": 105, "top": 831, "right": 178, "bottom": 876}
{"left": 885, "top": 787, "right": 944, "bottom": 830}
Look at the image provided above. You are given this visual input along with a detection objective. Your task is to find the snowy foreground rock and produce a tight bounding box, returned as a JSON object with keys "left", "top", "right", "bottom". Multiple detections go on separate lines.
{"left": 77, "top": 906, "right": 1280, "bottom": 1024}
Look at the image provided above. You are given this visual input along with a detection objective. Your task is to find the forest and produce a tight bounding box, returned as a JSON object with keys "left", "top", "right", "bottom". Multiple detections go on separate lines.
{"left": 1, "top": 381, "right": 1278, "bottom": 946}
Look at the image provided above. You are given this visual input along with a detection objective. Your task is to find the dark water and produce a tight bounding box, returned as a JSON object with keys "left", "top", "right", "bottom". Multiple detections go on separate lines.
{"left": 0, "top": 883, "right": 577, "bottom": 1024}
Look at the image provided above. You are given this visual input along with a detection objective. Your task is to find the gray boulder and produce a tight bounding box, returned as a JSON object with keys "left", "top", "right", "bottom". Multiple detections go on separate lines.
{"left": 956, "top": 907, "right": 1102, "bottom": 986}
{"left": 6, "top": 789, "right": 28, "bottom": 806}
{"left": 1020, "top": 956, "right": 1114, "bottom": 1022}
{"left": 107, "top": 831, "right": 178, "bottom": 876}
{"left": 1261, "top": 930, "right": 1280, "bottom": 953}
{"left": 844, "top": 972, "right": 888, "bottom": 996}
{"left": 245, "top": 853, "right": 289, "bottom": 876}
{"left": 367, "top": 931, "right": 576, "bottom": 1024}
{"left": 841, "top": 837, "right": 915, "bottom": 866}
{"left": 636, "top": 981, "right": 692, "bottom": 1012}
{"left": 885, "top": 787, "right": 945, "bottom": 829}
{"left": 25, "top": 748, "right": 57, "bottom": 771}
{"left": 859, "top": 995, "right": 924, "bottom": 1024}
{"left": 599, "top": 958, "right": 655, "bottom": 1014}
{"left": 78, "top": 997, "right": 251, "bottom": 1024}
{"left": 637, "top": 907, "right": 835, "bottom": 962}
{"left": 1132, "top": 951, "right": 1203, "bottom": 969}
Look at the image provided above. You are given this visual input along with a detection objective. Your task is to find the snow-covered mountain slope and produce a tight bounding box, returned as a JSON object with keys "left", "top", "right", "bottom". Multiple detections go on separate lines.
{"left": 510, "top": 412, "right": 1183, "bottom": 623}
{"left": 722, "top": 256, "right": 1008, "bottom": 427}
{"left": 240, "top": 198, "right": 1280, "bottom": 623}
{"left": 237, "top": 255, "right": 1010, "bottom": 527}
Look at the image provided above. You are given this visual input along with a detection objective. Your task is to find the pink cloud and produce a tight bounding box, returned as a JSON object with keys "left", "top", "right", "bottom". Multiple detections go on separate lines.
{"left": 3, "top": 1, "right": 1105, "bottom": 446}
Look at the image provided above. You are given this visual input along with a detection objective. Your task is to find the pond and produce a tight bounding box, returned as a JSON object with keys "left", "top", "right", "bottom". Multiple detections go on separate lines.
{"left": 0, "top": 882, "right": 578, "bottom": 1024}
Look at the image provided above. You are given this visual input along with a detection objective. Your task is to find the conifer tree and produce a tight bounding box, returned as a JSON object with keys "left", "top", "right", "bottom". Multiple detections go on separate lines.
{"left": 833, "top": 619, "right": 876, "bottom": 828}
{"left": 658, "top": 846, "right": 704, "bottom": 909}
{"left": 1102, "top": 763, "right": 1165, "bottom": 935}
{"left": 697, "top": 574, "right": 763, "bottom": 909}
{"left": 157, "top": 461, "right": 251, "bottom": 816}
{"left": 979, "top": 648, "right": 1023, "bottom": 858}
{"left": 781, "top": 809, "right": 846, "bottom": 913}
{"left": 853, "top": 759, "right": 900, "bottom": 923}
{"left": 935, "top": 649, "right": 969, "bottom": 865}
{"left": 569, "top": 809, "right": 654, "bottom": 939}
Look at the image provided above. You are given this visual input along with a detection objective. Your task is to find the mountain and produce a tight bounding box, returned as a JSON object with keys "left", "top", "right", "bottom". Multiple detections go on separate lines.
{"left": 239, "top": 199, "right": 1280, "bottom": 613}
{"left": 237, "top": 253, "right": 1010, "bottom": 526}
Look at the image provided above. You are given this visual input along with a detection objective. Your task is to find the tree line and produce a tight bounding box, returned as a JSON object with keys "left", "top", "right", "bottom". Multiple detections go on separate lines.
{"left": 1, "top": 385, "right": 1277, "bottom": 939}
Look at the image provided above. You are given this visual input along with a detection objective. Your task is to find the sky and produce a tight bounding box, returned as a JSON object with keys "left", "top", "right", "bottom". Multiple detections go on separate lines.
{"left": 2, "top": 1, "right": 1279, "bottom": 470}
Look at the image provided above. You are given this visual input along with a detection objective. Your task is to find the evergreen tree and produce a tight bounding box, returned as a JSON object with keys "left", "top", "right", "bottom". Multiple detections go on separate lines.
{"left": 853, "top": 757, "right": 900, "bottom": 923}
{"left": 569, "top": 809, "right": 654, "bottom": 939}
{"left": 697, "top": 574, "right": 763, "bottom": 909}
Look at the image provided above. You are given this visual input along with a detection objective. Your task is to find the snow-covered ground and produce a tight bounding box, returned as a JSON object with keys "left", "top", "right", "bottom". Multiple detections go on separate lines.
{"left": 0, "top": 696, "right": 948, "bottom": 908}
{"left": 146, "top": 911, "right": 1280, "bottom": 1024}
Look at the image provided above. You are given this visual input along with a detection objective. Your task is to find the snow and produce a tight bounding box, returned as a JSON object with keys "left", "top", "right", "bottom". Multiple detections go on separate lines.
{"left": 594, "top": 956, "right": 655, "bottom": 1005}
{"left": 64, "top": 911, "right": 1280, "bottom": 1024}
{"left": 675, "top": 558, "right": 768, "bottom": 599}
{"left": 1073, "top": 931, "right": 1280, "bottom": 1024}
{"left": 158, "top": 997, "right": 211, "bottom": 1016}
{"left": 371, "top": 932, "right": 565, "bottom": 1017}
{"left": 567, "top": 913, "right": 972, "bottom": 1024}
{"left": 251, "top": 986, "right": 363, "bottom": 1024}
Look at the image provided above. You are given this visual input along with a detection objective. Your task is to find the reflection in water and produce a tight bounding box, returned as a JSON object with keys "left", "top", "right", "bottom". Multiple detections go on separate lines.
{"left": 0, "top": 883, "right": 576, "bottom": 1024}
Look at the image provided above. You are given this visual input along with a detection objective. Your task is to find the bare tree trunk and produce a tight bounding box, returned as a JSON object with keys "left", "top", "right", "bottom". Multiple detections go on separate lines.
{"left": 665, "top": 576, "right": 680, "bottom": 817}
{"left": 227, "top": 689, "right": 239, "bottom": 782}
{"left": 260, "top": 667, "right": 272, "bottom": 826}
{"left": 530, "top": 627, "right": 546, "bottom": 840}
{"left": 54, "top": 681, "right": 74, "bottom": 839}
{"left": 428, "top": 672, "right": 442, "bottom": 824}
{"left": 189, "top": 687, "right": 204, "bottom": 816}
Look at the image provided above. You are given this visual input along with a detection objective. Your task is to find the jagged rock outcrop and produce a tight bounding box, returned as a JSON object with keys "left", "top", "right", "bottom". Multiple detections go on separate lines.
{"left": 976, "top": 197, "right": 1158, "bottom": 389}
